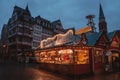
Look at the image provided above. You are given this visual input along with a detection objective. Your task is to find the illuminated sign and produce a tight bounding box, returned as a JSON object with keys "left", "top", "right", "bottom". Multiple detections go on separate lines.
{"left": 40, "top": 30, "right": 74, "bottom": 48}
{"left": 75, "top": 26, "right": 92, "bottom": 35}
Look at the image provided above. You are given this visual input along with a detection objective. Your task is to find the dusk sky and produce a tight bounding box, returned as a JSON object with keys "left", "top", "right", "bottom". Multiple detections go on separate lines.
{"left": 0, "top": 0, "right": 120, "bottom": 33}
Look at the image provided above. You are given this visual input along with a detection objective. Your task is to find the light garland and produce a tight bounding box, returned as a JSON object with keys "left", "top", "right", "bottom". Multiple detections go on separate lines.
{"left": 40, "top": 30, "right": 74, "bottom": 48}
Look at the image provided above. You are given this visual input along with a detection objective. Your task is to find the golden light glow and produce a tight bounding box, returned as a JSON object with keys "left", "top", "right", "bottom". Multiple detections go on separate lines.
{"left": 40, "top": 30, "right": 74, "bottom": 48}
{"left": 75, "top": 26, "right": 92, "bottom": 35}
{"left": 3, "top": 45, "right": 6, "bottom": 48}
{"left": 75, "top": 50, "right": 89, "bottom": 64}
{"left": 58, "top": 49, "right": 73, "bottom": 54}
{"left": 35, "top": 49, "right": 74, "bottom": 64}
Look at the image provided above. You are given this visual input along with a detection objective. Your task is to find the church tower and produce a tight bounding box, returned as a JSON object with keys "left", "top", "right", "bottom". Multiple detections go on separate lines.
{"left": 99, "top": 4, "right": 107, "bottom": 33}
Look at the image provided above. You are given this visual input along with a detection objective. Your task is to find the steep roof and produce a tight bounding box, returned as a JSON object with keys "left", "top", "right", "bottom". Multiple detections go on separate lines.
{"left": 86, "top": 32, "right": 102, "bottom": 46}
{"left": 13, "top": 5, "right": 31, "bottom": 16}
{"left": 52, "top": 19, "right": 63, "bottom": 29}
{"left": 52, "top": 20, "right": 60, "bottom": 26}
{"left": 14, "top": 5, "right": 25, "bottom": 14}
{"left": 107, "top": 31, "right": 116, "bottom": 42}
{"left": 117, "top": 30, "right": 120, "bottom": 38}
{"left": 14, "top": 5, "right": 25, "bottom": 11}
{"left": 99, "top": 3, "right": 105, "bottom": 19}
{"left": 75, "top": 32, "right": 102, "bottom": 46}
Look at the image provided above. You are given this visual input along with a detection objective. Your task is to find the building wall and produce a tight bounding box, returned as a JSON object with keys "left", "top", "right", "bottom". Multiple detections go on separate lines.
{"left": 0, "top": 24, "right": 9, "bottom": 59}
{"left": 32, "top": 17, "right": 66, "bottom": 49}
{"left": 0, "top": 5, "right": 65, "bottom": 61}
{"left": 32, "top": 24, "right": 42, "bottom": 49}
{"left": 32, "top": 16, "right": 54, "bottom": 49}
{"left": 7, "top": 6, "right": 33, "bottom": 59}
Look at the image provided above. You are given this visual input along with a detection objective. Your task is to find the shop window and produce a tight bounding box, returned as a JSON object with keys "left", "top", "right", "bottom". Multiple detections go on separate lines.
{"left": 39, "top": 52, "right": 47, "bottom": 63}
{"left": 75, "top": 50, "right": 89, "bottom": 64}
{"left": 49, "top": 51, "right": 61, "bottom": 64}
{"left": 37, "top": 49, "right": 73, "bottom": 64}
{"left": 58, "top": 49, "right": 73, "bottom": 64}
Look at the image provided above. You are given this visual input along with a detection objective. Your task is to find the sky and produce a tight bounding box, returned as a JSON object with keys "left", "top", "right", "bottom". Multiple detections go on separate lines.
{"left": 0, "top": 0, "right": 120, "bottom": 33}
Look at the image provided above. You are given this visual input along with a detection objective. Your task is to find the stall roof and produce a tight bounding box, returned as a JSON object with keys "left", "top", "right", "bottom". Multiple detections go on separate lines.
{"left": 76, "top": 32, "right": 102, "bottom": 46}
{"left": 107, "top": 31, "right": 116, "bottom": 42}
{"left": 86, "top": 32, "right": 102, "bottom": 46}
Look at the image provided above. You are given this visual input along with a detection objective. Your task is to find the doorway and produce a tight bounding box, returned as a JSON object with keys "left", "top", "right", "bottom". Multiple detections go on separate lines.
{"left": 111, "top": 51, "right": 120, "bottom": 71}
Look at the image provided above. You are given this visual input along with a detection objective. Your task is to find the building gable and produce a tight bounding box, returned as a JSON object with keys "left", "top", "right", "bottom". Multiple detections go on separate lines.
{"left": 85, "top": 32, "right": 102, "bottom": 46}
{"left": 95, "top": 32, "right": 109, "bottom": 48}
{"left": 111, "top": 34, "right": 120, "bottom": 47}
{"left": 108, "top": 31, "right": 120, "bottom": 48}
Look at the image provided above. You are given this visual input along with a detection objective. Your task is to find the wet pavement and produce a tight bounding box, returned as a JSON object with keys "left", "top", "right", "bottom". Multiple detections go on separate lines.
{"left": 0, "top": 63, "right": 120, "bottom": 80}
{"left": 79, "top": 72, "right": 120, "bottom": 80}
{"left": 0, "top": 64, "right": 65, "bottom": 80}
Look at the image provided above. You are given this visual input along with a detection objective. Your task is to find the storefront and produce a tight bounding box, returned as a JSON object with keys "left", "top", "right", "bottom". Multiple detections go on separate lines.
{"left": 33, "top": 29, "right": 108, "bottom": 75}
{"left": 105, "top": 50, "right": 120, "bottom": 71}
{"left": 93, "top": 48, "right": 105, "bottom": 73}
{"left": 106, "top": 31, "right": 120, "bottom": 71}
{"left": 35, "top": 45, "right": 92, "bottom": 75}
{"left": 35, "top": 47, "right": 89, "bottom": 64}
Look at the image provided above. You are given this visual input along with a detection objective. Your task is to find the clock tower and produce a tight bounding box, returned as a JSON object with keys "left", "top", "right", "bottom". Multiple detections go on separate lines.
{"left": 99, "top": 4, "right": 107, "bottom": 33}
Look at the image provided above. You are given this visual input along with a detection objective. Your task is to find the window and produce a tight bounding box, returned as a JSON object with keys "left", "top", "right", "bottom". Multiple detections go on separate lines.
{"left": 33, "top": 42, "right": 38, "bottom": 47}
{"left": 75, "top": 50, "right": 89, "bottom": 64}
{"left": 94, "top": 50, "right": 103, "bottom": 63}
{"left": 37, "top": 49, "right": 73, "bottom": 64}
{"left": 58, "top": 49, "right": 73, "bottom": 64}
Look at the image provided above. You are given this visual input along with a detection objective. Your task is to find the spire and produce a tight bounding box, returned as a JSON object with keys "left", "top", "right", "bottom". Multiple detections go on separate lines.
{"left": 99, "top": 3, "right": 105, "bottom": 19}
{"left": 26, "top": 4, "right": 29, "bottom": 11}
{"left": 98, "top": 3, "right": 107, "bottom": 33}
{"left": 25, "top": 3, "right": 31, "bottom": 15}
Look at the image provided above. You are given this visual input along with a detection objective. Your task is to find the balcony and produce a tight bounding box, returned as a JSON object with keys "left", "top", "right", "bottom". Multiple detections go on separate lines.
{"left": 17, "top": 24, "right": 33, "bottom": 30}
{"left": 23, "top": 33, "right": 32, "bottom": 38}
{"left": 8, "top": 33, "right": 16, "bottom": 38}
{"left": 17, "top": 32, "right": 32, "bottom": 37}
{"left": 8, "top": 41, "right": 32, "bottom": 46}
{"left": 21, "top": 42, "right": 32, "bottom": 46}
{"left": 24, "top": 25, "right": 33, "bottom": 30}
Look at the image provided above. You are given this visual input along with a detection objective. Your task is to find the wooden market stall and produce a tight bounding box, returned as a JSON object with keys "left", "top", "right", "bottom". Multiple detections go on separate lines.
{"left": 34, "top": 45, "right": 93, "bottom": 75}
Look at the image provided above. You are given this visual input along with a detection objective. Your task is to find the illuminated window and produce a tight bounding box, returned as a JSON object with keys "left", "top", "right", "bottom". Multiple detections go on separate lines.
{"left": 75, "top": 50, "right": 89, "bottom": 64}
{"left": 36, "top": 49, "right": 74, "bottom": 64}
{"left": 39, "top": 52, "right": 47, "bottom": 62}
{"left": 58, "top": 49, "right": 73, "bottom": 64}
{"left": 47, "top": 51, "right": 57, "bottom": 63}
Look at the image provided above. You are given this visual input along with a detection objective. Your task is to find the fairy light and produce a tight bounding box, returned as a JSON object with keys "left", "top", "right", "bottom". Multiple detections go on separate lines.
{"left": 40, "top": 30, "right": 74, "bottom": 48}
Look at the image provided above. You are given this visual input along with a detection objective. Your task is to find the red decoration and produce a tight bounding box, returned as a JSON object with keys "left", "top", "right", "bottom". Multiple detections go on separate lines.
{"left": 113, "top": 37, "right": 118, "bottom": 42}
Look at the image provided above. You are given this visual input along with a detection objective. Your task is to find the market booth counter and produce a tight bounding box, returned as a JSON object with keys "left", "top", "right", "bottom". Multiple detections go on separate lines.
{"left": 34, "top": 46, "right": 93, "bottom": 76}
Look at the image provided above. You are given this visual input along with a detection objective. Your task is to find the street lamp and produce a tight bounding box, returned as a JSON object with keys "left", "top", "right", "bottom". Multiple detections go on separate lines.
{"left": 1, "top": 44, "right": 7, "bottom": 62}
{"left": 3, "top": 44, "right": 6, "bottom": 48}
